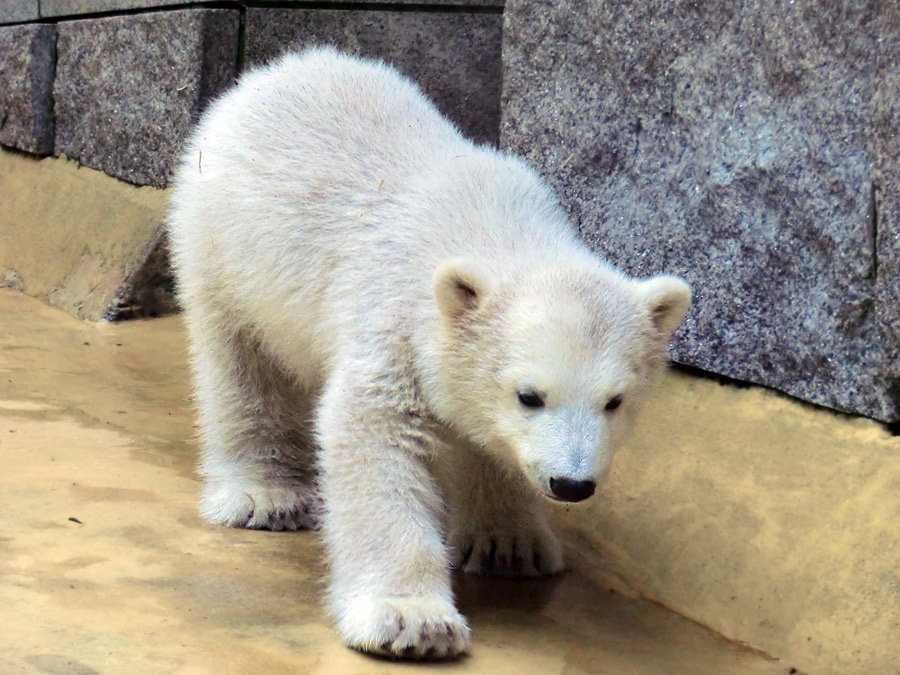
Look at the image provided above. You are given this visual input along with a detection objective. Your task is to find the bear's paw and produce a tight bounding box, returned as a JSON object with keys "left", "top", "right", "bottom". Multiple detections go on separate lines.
{"left": 200, "top": 479, "right": 322, "bottom": 531}
{"left": 337, "top": 593, "right": 471, "bottom": 660}
{"left": 451, "top": 522, "right": 565, "bottom": 578}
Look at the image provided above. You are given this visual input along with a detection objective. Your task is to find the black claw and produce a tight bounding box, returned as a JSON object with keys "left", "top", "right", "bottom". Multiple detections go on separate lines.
{"left": 458, "top": 544, "right": 474, "bottom": 568}
{"left": 481, "top": 539, "right": 497, "bottom": 572}
{"left": 509, "top": 540, "right": 523, "bottom": 575}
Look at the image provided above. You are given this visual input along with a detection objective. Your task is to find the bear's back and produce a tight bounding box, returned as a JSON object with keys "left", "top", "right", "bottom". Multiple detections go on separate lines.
{"left": 183, "top": 48, "right": 465, "bottom": 194}
{"left": 168, "top": 48, "right": 589, "bottom": 367}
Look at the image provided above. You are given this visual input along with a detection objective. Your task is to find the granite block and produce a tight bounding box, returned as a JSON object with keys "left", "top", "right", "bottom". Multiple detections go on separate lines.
{"left": 41, "top": 0, "right": 200, "bottom": 16}
{"left": 0, "top": 23, "right": 55, "bottom": 154}
{"left": 872, "top": 2, "right": 900, "bottom": 417}
{"left": 40, "top": 0, "right": 503, "bottom": 18}
{"left": 245, "top": 8, "right": 503, "bottom": 146}
{"left": 54, "top": 9, "right": 239, "bottom": 188}
{"left": 0, "top": 0, "right": 39, "bottom": 24}
{"left": 502, "top": 0, "right": 900, "bottom": 421}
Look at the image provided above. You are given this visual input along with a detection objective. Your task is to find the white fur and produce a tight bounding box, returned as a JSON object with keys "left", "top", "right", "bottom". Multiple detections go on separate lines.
{"left": 167, "top": 47, "right": 691, "bottom": 659}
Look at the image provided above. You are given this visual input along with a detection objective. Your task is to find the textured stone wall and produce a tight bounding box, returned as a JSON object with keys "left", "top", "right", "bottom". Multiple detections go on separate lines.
{"left": 55, "top": 9, "right": 240, "bottom": 188}
{"left": 2, "top": 0, "right": 503, "bottom": 22}
{"left": 0, "top": 24, "right": 55, "bottom": 154}
{"left": 244, "top": 8, "right": 502, "bottom": 146}
{"left": 503, "top": 0, "right": 900, "bottom": 423}
{"left": 0, "top": 1, "right": 39, "bottom": 23}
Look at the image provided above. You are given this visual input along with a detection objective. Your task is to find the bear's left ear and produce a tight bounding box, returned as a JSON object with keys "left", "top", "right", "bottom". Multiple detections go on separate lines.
{"left": 639, "top": 275, "right": 692, "bottom": 339}
{"left": 433, "top": 258, "right": 495, "bottom": 321}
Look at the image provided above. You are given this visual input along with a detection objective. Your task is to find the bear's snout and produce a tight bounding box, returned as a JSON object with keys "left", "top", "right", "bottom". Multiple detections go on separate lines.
{"left": 548, "top": 477, "right": 596, "bottom": 502}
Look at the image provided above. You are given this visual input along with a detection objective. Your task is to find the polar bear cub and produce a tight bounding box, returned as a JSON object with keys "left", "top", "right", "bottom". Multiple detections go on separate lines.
{"left": 167, "top": 47, "right": 690, "bottom": 659}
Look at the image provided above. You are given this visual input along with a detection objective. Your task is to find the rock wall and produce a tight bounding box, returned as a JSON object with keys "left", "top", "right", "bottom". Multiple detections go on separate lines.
{"left": 244, "top": 8, "right": 502, "bottom": 146}
{"left": 54, "top": 9, "right": 240, "bottom": 188}
{"left": 0, "top": 24, "right": 55, "bottom": 154}
{"left": 502, "top": 0, "right": 900, "bottom": 423}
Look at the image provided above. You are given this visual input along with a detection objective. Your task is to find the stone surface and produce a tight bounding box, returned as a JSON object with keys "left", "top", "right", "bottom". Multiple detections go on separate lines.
{"left": 41, "top": 0, "right": 200, "bottom": 15}
{"left": 54, "top": 9, "right": 239, "bottom": 188}
{"left": 0, "top": 147, "right": 174, "bottom": 320}
{"left": 502, "top": 0, "right": 900, "bottom": 422}
{"left": 871, "top": 2, "right": 900, "bottom": 419}
{"left": 245, "top": 8, "right": 503, "bottom": 146}
{"left": 0, "top": 0, "right": 39, "bottom": 23}
{"left": 39, "top": 0, "right": 503, "bottom": 18}
{"left": 0, "top": 23, "right": 55, "bottom": 154}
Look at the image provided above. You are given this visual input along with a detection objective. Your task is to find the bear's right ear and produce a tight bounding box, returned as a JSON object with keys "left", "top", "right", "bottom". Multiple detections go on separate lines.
{"left": 433, "top": 258, "right": 495, "bottom": 321}
{"left": 639, "top": 275, "right": 692, "bottom": 340}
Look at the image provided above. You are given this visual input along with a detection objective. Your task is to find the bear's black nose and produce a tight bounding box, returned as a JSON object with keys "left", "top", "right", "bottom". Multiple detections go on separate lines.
{"left": 549, "top": 477, "right": 596, "bottom": 502}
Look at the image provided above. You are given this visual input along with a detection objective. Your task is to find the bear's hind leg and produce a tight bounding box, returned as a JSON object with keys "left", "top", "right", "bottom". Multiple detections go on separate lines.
{"left": 191, "top": 324, "right": 322, "bottom": 531}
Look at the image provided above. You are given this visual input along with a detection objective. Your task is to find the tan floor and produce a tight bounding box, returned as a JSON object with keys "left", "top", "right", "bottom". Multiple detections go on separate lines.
{"left": 0, "top": 289, "right": 786, "bottom": 675}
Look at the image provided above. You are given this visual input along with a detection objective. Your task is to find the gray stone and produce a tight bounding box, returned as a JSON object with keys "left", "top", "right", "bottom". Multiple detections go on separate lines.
{"left": 872, "top": 3, "right": 900, "bottom": 419}
{"left": 0, "top": 24, "right": 55, "bottom": 154}
{"left": 502, "top": 0, "right": 900, "bottom": 422}
{"left": 0, "top": 0, "right": 39, "bottom": 23}
{"left": 41, "top": 0, "right": 200, "bottom": 16}
{"left": 54, "top": 9, "right": 239, "bottom": 188}
{"left": 245, "top": 8, "right": 503, "bottom": 146}
{"left": 39, "top": 0, "right": 502, "bottom": 18}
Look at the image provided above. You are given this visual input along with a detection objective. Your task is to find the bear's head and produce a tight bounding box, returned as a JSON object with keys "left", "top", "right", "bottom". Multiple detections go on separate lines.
{"left": 431, "top": 258, "right": 691, "bottom": 502}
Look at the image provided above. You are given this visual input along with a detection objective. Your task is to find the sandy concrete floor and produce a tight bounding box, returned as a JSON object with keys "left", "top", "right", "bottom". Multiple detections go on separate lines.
{"left": 0, "top": 289, "right": 789, "bottom": 674}
{"left": 563, "top": 352, "right": 900, "bottom": 675}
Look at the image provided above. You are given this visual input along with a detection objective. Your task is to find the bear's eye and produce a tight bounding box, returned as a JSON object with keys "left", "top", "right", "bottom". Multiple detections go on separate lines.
{"left": 604, "top": 395, "right": 624, "bottom": 412}
{"left": 517, "top": 390, "right": 545, "bottom": 409}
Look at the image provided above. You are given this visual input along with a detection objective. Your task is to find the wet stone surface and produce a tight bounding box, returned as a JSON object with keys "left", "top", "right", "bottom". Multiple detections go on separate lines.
{"left": 502, "top": 0, "right": 900, "bottom": 421}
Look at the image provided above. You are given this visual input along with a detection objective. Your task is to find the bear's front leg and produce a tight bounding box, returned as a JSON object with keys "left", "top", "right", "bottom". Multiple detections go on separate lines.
{"left": 316, "top": 365, "right": 471, "bottom": 660}
{"left": 435, "top": 443, "right": 565, "bottom": 578}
